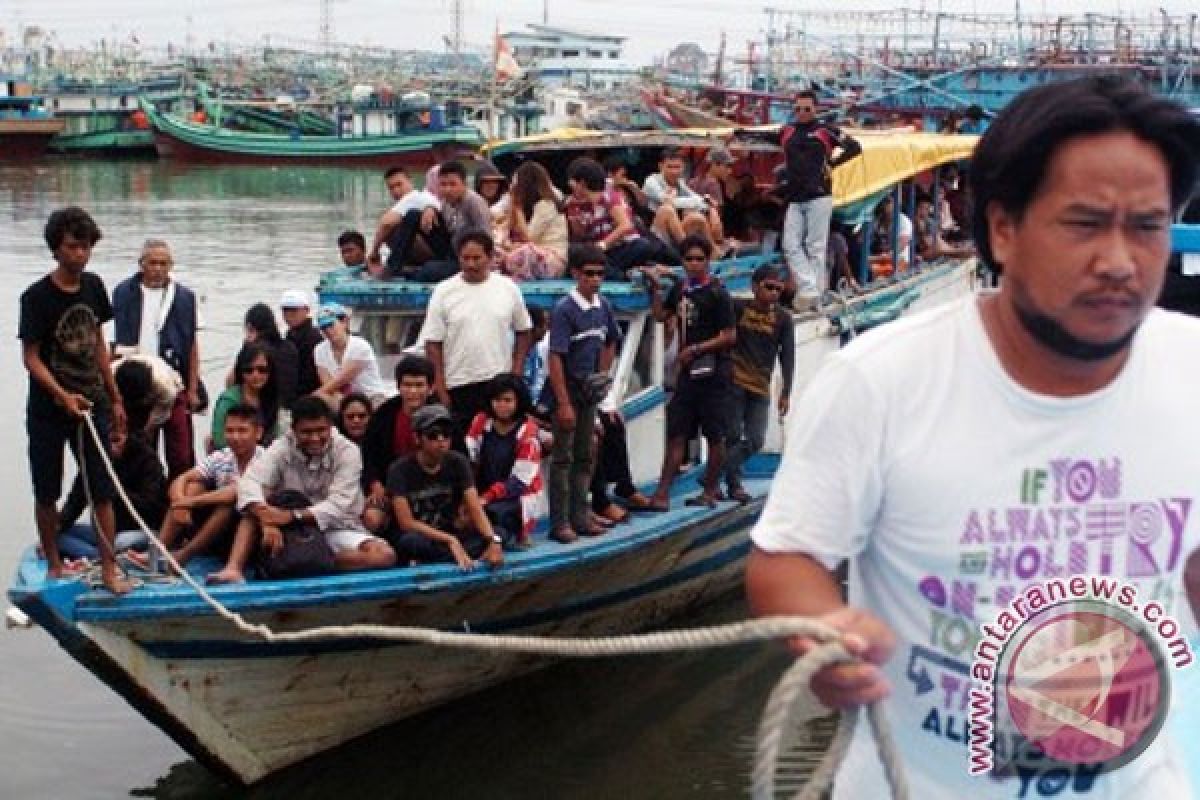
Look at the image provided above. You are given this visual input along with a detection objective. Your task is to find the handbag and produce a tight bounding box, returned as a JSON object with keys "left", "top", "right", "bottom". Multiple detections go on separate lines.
{"left": 256, "top": 490, "right": 336, "bottom": 580}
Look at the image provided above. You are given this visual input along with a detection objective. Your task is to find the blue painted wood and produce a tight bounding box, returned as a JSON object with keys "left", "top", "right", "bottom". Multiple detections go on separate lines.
{"left": 1173, "top": 224, "right": 1200, "bottom": 255}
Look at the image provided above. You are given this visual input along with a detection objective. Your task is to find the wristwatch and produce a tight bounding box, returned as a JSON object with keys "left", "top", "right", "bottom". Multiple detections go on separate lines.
{"left": 490, "top": 534, "right": 503, "bottom": 545}
{"left": 292, "top": 510, "right": 305, "bottom": 524}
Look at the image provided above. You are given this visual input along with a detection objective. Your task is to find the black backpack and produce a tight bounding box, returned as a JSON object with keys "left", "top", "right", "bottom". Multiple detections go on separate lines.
{"left": 256, "top": 490, "right": 336, "bottom": 580}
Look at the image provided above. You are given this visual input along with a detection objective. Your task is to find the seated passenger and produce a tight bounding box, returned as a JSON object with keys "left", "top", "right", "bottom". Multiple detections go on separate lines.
{"left": 153, "top": 403, "right": 264, "bottom": 570}
{"left": 337, "top": 392, "right": 373, "bottom": 447}
{"left": 500, "top": 161, "right": 568, "bottom": 280}
{"left": 240, "top": 303, "right": 300, "bottom": 412}
{"left": 603, "top": 154, "right": 651, "bottom": 225}
{"left": 644, "top": 148, "right": 722, "bottom": 251}
{"left": 915, "top": 192, "right": 974, "bottom": 261}
{"left": 386, "top": 405, "right": 505, "bottom": 570}
{"left": 688, "top": 147, "right": 736, "bottom": 248}
{"left": 337, "top": 229, "right": 368, "bottom": 271}
{"left": 208, "top": 396, "right": 396, "bottom": 584}
{"left": 564, "top": 157, "right": 657, "bottom": 280}
{"left": 473, "top": 160, "right": 509, "bottom": 221}
{"left": 367, "top": 166, "right": 445, "bottom": 280}
{"left": 360, "top": 355, "right": 435, "bottom": 533}
{"left": 57, "top": 427, "right": 166, "bottom": 562}
{"left": 465, "top": 374, "right": 545, "bottom": 549}
{"left": 869, "top": 194, "right": 913, "bottom": 277}
{"left": 313, "top": 302, "right": 391, "bottom": 409}
{"left": 212, "top": 343, "right": 281, "bottom": 451}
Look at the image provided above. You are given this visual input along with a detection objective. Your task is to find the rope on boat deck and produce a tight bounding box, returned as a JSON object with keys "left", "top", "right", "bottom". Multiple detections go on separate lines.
{"left": 75, "top": 412, "right": 909, "bottom": 800}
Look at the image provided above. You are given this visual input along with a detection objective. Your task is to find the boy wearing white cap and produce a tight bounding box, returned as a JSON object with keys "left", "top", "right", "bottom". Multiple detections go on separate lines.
{"left": 280, "top": 289, "right": 323, "bottom": 397}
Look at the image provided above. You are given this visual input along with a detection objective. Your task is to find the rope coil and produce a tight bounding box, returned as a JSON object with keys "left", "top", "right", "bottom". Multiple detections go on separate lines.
{"left": 74, "top": 412, "right": 908, "bottom": 798}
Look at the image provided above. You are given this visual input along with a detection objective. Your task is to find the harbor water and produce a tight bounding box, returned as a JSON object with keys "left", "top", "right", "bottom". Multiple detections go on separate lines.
{"left": 0, "top": 161, "right": 827, "bottom": 799}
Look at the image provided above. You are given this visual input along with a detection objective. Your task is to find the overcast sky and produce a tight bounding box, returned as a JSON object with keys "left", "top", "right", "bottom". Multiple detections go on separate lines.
{"left": 5, "top": 0, "right": 1197, "bottom": 63}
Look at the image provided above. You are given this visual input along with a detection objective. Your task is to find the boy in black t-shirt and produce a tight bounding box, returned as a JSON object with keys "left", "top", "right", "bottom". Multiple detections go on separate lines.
{"left": 19, "top": 207, "right": 133, "bottom": 594}
{"left": 386, "top": 404, "right": 505, "bottom": 570}
{"left": 642, "top": 235, "right": 737, "bottom": 510}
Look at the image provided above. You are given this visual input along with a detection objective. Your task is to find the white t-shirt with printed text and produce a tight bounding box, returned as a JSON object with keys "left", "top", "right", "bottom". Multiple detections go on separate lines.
{"left": 752, "top": 295, "right": 1200, "bottom": 799}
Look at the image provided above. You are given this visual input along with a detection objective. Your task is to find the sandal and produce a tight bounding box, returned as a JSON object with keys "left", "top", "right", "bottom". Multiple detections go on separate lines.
{"left": 684, "top": 493, "right": 719, "bottom": 509}
{"left": 622, "top": 492, "right": 655, "bottom": 511}
{"left": 597, "top": 504, "right": 630, "bottom": 525}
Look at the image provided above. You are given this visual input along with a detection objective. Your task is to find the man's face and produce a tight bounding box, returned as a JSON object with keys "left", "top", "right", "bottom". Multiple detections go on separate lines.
{"left": 139, "top": 245, "right": 172, "bottom": 288}
{"left": 682, "top": 247, "right": 709, "bottom": 280}
{"left": 418, "top": 425, "right": 452, "bottom": 458}
{"left": 398, "top": 374, "right": 431, "bottom": 413}
{"left": 224, "top": 415, "right": 262, "bottom": 454}
{"left": 987, "top": 130, "right": 1173, "bottom": 361}
{"left": 793, "top": 98, "right": 816, "bottom": 122}
{"left": 339, "top": 240, "right": 366, "bottom": 267}
{"left": 661, "top": 157, "right": 684, "bottom": 185}
{"left": 281, "top": 306, "right": 309, "bottom": 329}
{"left": 573, "top": 262, "right": 605, "bottom": 296}
{"left": 710, "top": 162, "right": 731, "bottom": 181}
{"left": 56, "top": 232, "right": 93, "bottom": 274}
{"left": 293, "top": 416, "right": 332, "bottom": 458}
{"left": 438, "top": 173, "right": 466, "bottom": 203}
{"left": 753, "top": 275, "right": 785, "bottom": 306}
{"left": 385, "top": 173, "right": 411, "bottom": 200}
{"left": 458, "top": 241, "right": 491, "bottom": 283}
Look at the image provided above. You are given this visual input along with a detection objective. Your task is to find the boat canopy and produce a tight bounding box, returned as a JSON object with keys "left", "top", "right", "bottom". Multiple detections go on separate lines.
{"left": 485, "top": 126, "right": 977, "bottom": 211}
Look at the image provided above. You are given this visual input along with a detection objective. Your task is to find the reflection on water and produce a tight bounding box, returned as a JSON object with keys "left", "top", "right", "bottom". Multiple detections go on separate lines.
{"left": 0, "top": 161, "right": 809, "bottom": 799}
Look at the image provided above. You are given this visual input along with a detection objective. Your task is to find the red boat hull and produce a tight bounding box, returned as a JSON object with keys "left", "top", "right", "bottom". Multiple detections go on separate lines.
{"left": 0, "top": 119, "right": 65, "bottom": 160}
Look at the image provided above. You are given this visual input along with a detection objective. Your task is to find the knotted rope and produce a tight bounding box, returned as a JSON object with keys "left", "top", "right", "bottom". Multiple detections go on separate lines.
{"left": 74, "top": 412, "right": 908, "bottom": 799}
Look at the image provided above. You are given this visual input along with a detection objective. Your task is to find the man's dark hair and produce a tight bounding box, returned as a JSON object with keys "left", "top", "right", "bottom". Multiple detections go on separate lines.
{"left": 383, "top": 166, "right": 407, "bottom": 181}
{"left": 602, "top": 154, "right": 628, "bottom": 175}
{"left": 395, "top": 354, "right": 435, "bottom": 384}
{"left": 569, "top": 243, "right": 607, "bottom": 271}
{"left": 337, "top": 230, "right": 366, "bottom": 250}
{"left": 567, "top": 157, "right": 607, "bottom": 192}
{"left": 224, "top": 402, "right": 263, "bottom": 427}
{"left": 751, "top": 264, "right": 784, "bottom": 284}
{"left": 438, "top": 160, "right": 467, "bottom": 181}
{"left": 794, "top": 89, "right": 818, "bottom": 105}
{"left": 291, "top": 395, "right": 333, "bottom": 425}
{"left": 971, "top": 74, "right": 1200, "bottom": 271}
{"left": 45, "top": 206, "right": 102, "bottom": 251}
{"left": 679, "top": 234, "right": 713, "bottom": 259}
{"left": 660, "top": 147, "right": 685, "bottom": 163}
{"left": 453, "top": 228, "right": 494, "bottom": 256}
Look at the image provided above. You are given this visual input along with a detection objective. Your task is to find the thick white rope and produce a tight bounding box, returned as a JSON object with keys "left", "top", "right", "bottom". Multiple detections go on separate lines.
{"left": 75, "top": 413, "right": 908, "bottom": 798}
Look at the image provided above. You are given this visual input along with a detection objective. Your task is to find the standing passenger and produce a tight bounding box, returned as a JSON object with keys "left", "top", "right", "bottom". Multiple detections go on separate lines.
{"left": 111, "top": 238, "right": 201, "bottom": 480}
{"left": 424, "top": 230, "right": 533, "bottom": 443}
{"left": 724, "top": 265, "right": 794, "bottom": 504}
{"left": 20, "top": 207, "right": 132, "bottom": 593}
{"left": 546, "top": 244, "right": 621, "bottom": 542}
{"left": 780, "top": 90, "right": 862, "bottom": 309}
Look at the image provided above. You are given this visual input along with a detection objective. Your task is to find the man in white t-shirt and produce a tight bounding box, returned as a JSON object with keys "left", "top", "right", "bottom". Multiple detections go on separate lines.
{"left": 424, "top": 229, "right": 533, "bottom": 444}
{"left": 748, "top": 76, "right": 1200, "bottom": 798}
{"left": 366, "top": 166, "right": 443, "bottom": 279}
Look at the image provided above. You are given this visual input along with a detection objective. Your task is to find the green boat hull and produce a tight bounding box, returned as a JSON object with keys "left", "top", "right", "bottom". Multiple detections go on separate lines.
{"left": 49, "top": 129, "right": 157, "bottom": 156}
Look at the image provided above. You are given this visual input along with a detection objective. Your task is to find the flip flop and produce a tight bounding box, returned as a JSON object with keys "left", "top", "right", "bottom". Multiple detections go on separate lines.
{"left": 622, "top": 493, "right": 655, "bottom": 511}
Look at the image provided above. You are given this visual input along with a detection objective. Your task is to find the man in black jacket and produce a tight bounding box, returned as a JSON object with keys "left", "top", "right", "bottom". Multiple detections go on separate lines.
{"left": 280, "top": 289, "right": 323, "bottom": 397}
{"left": 779, "top": 90, "right": 862, "bottom": 310}
{"left": 360, "top": 355, "right": 435, "bottom": 532}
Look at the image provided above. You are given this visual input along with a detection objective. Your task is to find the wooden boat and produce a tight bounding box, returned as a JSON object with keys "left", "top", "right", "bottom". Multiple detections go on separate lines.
{"left": 7, "top": 132, "right": 982, "bottom": 786}
{"left": 46, "top": 76, "right": 182, "bottom": 157}
{"left": 142, "top": 101, "right": 484, "bottom": 167}
{"left": 0, "top": 80, "right": 64, "bottom": 159}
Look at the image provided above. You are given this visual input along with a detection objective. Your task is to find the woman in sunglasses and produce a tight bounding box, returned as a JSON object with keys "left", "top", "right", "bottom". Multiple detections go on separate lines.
{"left": 210, "top": 343, "right": 280, "bottom": 450}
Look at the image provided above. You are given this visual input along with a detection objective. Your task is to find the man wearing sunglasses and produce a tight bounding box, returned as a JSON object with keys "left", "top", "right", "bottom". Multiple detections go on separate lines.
{"left": 387, "top": 404, "right": 504, "bottom": 570}
{"left": 779, "top": 89, "right": 862, "bottom": 311}
{"left": 724, "top": 265, "right": 794, "bottom": 504}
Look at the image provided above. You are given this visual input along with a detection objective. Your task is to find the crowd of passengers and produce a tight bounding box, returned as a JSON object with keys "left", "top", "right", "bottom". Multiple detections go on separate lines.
{"left": 22, "top": 92, "right": 975, "bottom": 592}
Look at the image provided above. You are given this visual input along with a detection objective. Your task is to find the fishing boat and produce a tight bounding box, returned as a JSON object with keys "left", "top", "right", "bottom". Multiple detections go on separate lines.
{"left": 141, "top": 95, "right": 484, "bottom": 167}
{"left": 44, "top": 76, "right": 184, "bottom": 157}
{"left": 7, "top": 131, "right": 980, "bottom": 786}
{"left": 0, "top": 79, "right": 64, "bottom": 159}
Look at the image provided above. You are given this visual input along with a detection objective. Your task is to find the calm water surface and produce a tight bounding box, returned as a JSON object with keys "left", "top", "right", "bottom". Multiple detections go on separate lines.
{"left": 0, "top": 161, "right": 818, "bottom": 799}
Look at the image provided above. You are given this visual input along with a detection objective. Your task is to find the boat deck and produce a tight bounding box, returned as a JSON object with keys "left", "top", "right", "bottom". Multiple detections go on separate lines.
{"left": 11, "top": 455, "right": 778, "bottom": 624}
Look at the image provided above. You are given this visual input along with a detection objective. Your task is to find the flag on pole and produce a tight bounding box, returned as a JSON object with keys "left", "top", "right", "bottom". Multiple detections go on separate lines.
{"left": 495, "top": 32, "right": 520, "bottom": 82}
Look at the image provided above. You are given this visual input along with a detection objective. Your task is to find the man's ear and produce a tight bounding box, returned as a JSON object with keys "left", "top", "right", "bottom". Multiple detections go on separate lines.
{"left": 985, "top": 200, "right": 1018, "bottom": 269}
